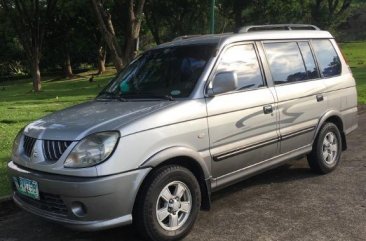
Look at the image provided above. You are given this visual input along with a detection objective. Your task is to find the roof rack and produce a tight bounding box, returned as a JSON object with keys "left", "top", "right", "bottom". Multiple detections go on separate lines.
{"left": 172, "top": 35, "right": 202, "bottom": 41}
{"left": 236, "top": 24, "right": 320, "bottom": 33}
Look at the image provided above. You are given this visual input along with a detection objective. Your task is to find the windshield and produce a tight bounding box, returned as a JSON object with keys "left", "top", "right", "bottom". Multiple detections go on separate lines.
{"left": 98, "top": 44, "right": 215, "bottom": 100}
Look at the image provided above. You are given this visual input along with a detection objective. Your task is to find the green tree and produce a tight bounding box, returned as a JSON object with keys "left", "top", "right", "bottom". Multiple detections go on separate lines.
{"left": 45, "top": 0, "right": 102, "bottom": 77}
{"left": 310, "top": 0, "right": 353, "bottom": 29}
{"left": 145, "top": 0, "right": 210, "bottom": 44}
{"left": 0, "top": 0, "right": 58, "bottom": 91}
{"left": 91, "top": 0, "right": 145, "bottom": 70}
{"left": 0, "top": 7, "right": 26, "bottom": 77}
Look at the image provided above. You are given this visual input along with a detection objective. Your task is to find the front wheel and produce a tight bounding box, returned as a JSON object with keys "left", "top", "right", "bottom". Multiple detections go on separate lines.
{"left": 134, "top": 165, "right": 201, "bottom": 241}
{"left": 307, "top": 122, "right": 342, "bottom": 174}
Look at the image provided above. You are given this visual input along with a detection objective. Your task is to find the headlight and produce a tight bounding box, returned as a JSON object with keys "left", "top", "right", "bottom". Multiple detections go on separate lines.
{"left": 12, "top": 128, "right": 24, "bottom": 155}
{"left": 64, "top": 132, "right": 119, "bottom": 168}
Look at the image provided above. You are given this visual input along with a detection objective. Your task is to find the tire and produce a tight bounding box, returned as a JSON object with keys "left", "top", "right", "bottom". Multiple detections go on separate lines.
{"left": 307, "top": 122, "right": 342, "bottom": 174}
{"left": 134, "top": 165, "right": 201, "bottom": 241}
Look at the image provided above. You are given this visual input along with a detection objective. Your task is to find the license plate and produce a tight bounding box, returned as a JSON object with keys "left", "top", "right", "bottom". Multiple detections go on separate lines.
{"left": 13, "top": 177, "right": 40, "bottom": 200}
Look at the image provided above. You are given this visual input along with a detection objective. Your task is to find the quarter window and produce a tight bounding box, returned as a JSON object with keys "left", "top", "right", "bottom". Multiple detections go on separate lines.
{"left": 217, "top": 44, "right": 264, "bottom": 90}
{"left": 311, "top": 40, "right": 341, "bottom": 77}
{"left": 298, "top": 42, "right": 320, "bottom": 79}
{"left": 264, "top": 42, "right": 307, "bottom": 84}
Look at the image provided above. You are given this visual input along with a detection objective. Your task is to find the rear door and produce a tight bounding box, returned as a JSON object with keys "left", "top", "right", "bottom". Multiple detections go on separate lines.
{"left": 206, "top": 42, "right": 279, "bottom": 178}
{"left": 262, "top": 40, "right": 326, "bottom": 153}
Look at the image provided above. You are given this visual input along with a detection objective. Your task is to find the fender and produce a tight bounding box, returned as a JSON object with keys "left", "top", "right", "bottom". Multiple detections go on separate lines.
{"left": 139, "top": 146, "right": 212, "bottom": 210}
{"left": 313, "top": 110, "right": 347, "bottom": 149}
{"left": 314, "top": 110, "right": 344, "bottom": 139}
{"left": 139, "top": 146, "right": 211, "bottom": 179}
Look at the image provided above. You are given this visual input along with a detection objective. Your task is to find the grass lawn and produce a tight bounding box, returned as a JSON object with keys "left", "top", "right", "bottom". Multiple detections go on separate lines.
{"left": 0, "top": 43, "right": 365, "bottom": 197}
{"left": 340, "top": 42, "right": 366, "bottom": 104}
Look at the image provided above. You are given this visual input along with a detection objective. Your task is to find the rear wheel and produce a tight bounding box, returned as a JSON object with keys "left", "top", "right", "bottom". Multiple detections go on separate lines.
{"left": 307, "top": 122, "right": 342, "bottom": 174}
{"left": 134, "top": 165, "right": 201, "bottom": 241}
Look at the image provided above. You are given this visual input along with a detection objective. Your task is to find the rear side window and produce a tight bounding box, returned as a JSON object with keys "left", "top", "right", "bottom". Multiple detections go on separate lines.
{"left": 298, "top": 42, "right": 320, "bottom": 79}
{"left": 217, "top": 44, "right": 264, "bottom": 90}
{"left": 264, "top": 42, "right": 307, "bottom": 84}
{"left": 311, "top": 40, "right": 341, "bottom": 77}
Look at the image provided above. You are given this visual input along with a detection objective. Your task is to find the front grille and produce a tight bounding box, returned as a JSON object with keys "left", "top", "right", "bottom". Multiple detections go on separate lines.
{"left": 43, "top": 140, "right": 73, "bottom": 162}
{"left": 16, "top": 192, "right": 68, "bottom": 217}
{"left": 23, "top": 136, "right": 37, "bottom": 157}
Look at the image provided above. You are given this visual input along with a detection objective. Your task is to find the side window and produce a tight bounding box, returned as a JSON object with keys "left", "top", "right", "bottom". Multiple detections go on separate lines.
{"left": 298, "top": 42, "right": 320, "bottom": 79}
{"left": 217, "top": 44, "right": 264, "bottom": 90}
{"left": 263, "top": 42, "right": 307, "bottom": 84}
{"left": 311, "top": 40, "right": 341, "bottom": 77}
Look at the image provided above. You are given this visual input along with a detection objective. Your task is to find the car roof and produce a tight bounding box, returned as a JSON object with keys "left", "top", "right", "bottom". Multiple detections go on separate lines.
{"left": 155, "top": 30, "right": 334, "bottom": 49}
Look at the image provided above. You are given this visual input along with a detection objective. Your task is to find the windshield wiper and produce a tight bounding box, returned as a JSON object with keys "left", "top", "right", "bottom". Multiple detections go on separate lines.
{"left": 97, "top": 91, "right": 128, "bottom": 102}
{"left": 160, "top": 95, "right": 175, "bottom": 101}
{"left": 120, "top": 93, "right": 175, "bottom": 101}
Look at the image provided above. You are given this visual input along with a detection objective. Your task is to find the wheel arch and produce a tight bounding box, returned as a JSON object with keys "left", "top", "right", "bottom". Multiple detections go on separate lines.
{"left": 135, "top": 146, "right": 212, "bottom": 211}
{"left": 315, "top": 110, "right": 347, "bottom": 150}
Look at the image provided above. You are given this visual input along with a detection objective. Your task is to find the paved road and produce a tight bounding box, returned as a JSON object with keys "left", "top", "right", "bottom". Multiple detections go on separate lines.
{"left": 0, "top": 112, "right": 365, "bottom": 241}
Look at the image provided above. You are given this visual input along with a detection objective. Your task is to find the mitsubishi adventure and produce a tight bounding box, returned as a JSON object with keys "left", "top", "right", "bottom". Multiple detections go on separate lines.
{"left": 8, "top": 24, "right": 358, "bottom": 241}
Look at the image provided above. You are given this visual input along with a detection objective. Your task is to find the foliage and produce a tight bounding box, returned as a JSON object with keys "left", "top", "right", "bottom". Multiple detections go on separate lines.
{"left": 145, "top": 0, "right": 210, "bottom": 43}
{"left": 216, "top": 0, "right": 309, "bottom": 31}
{"left": 42, "top": 0, "right": 99, "bottom": 73}
{"left": 0, "top": 0, "right": 59, "bottom": 91}
{"left": 0, "top": 0, "right": 363, "bottom": 85}
{"left": 0, "top": 7, "right": 26, "bottom": 76}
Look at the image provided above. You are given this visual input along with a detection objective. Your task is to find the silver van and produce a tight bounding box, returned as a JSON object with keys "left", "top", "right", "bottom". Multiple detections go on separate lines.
{"left": 8, "top": 24, "right": 358, "bottom": 241}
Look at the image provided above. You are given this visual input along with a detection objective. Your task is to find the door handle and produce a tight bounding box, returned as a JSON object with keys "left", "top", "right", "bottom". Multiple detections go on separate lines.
{"left": 263, "top": 105, "right": 273, "bottom": 114}
{"left": 316, "top": 94, "right": 324, "bottom": 102}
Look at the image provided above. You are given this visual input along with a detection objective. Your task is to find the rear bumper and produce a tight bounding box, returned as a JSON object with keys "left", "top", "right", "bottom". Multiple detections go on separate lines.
{"left": 8, "top": 161, "right": 151, "bottom": 231}
{"left": 343, "top": 106, "right": 358, "bottom": 135}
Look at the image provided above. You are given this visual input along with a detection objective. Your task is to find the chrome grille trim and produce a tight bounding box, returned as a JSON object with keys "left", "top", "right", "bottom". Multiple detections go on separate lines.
{"left": 23, "top": 136, "right": 37, "bottom": 157}
{"left": 43, "top": 140, "right": 73, "bottom": 162}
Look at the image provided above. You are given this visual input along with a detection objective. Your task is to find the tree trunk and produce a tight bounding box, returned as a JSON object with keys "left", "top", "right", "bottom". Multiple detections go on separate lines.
{"left": 32, "top": 57, "right": 41, "bottom": 92}
{"left": 64, "top": 53, "right": 73, "bottom": 78}
{"left": 311, "top": 0, "right": 324, "bottom": 27}
{"left": 145, "top": 5, "right": 161, "bottom": 44}
{"left": 1, "top": 0, "right": 57, "bottom": 92}
{"left": 91, "top": 0, "right": 124, "bottom": 71}
{"left": 123, "top": 34, "right": 139, "bottom": 64}
{"left": 123, "top": 0, "right": 145, "bottom": 64}
{"left": 97, "top": 45, "right": 106, "bottom": 74}
{"left": 233, "top": 0, "right": 242, "bottom": 29}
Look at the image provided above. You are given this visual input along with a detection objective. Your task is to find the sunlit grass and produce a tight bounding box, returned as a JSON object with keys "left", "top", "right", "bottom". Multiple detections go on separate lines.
{"left": 341, "top": 42, "right": 366, "bottom": 104}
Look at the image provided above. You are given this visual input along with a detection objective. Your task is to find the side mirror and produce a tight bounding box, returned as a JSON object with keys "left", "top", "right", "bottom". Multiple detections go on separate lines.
{"left": 209, "top": 71, "right": 238, "bottom": 96}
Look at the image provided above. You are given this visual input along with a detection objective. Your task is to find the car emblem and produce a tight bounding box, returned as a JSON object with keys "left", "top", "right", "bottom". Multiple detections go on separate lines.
{"left": 32, "top": 151, "right": 38, "bottom": 159}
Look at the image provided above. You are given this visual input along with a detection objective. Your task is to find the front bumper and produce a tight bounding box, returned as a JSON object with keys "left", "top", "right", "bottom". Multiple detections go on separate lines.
{"left": 7, "top": 161, "right": 151, "bottom": 231}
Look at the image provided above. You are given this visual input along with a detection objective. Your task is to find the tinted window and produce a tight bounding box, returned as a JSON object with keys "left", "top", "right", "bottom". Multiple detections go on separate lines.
{"left": 100, "top": 44, "right": 214, "bottom": 99}
{"left": 217, "top": 44, "right": 264, "bottom": 90}
{"left": 312, "top": 40, "right": 341, "bottom": 77}
{"left": 298, "top": 42, "right": 320, "bottom": 79}
{"left": 264, "top": 42, "right": 307, "bottom": 84}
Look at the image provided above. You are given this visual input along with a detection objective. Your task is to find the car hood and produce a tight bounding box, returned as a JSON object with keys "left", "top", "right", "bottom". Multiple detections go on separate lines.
{"left": 24, "top": 100, "right": 177, "bottom": 140}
